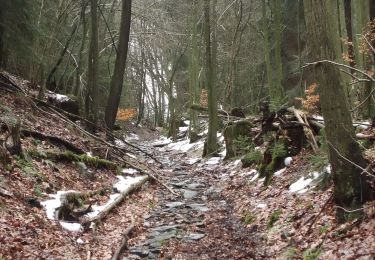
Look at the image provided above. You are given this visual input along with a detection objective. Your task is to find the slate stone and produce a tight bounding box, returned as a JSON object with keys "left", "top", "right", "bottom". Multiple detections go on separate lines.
{"left": 182, "top": 189, "right": 198, "bottom": 199}
{"left": 129, "top": 248, "right": 149, "bottom": 257}
{"left": 187, "top": 203, "right": 210, "bottom": 212}
{"left": 184, "top": 233, "right": 205, "bottom": 241}
{"left": 186, "top": 183, "right": 205, "bottom": 190}
{"left": 165, "top": 201, "right": 185, "bottom": 208}
{"left": 151, "top": 224, "right": 180, "bottom": 233}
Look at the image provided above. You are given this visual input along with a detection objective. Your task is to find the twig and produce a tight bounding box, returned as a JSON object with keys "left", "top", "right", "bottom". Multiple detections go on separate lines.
{"left": 306, "top": 194, "right": 333, "bottom": 234}
{"left": 303, "top": 60, "right": 375, "bottom": 82}
{"left": 111, "top": 215, "right": 136, "bottom": 260}
{"left": 334, "top": 205, "right": 365, "bottom": 213}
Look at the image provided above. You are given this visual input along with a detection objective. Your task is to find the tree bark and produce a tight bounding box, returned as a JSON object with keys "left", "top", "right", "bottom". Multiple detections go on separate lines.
{"left": 104, "top": 0, "right": 132, "bottom": 130}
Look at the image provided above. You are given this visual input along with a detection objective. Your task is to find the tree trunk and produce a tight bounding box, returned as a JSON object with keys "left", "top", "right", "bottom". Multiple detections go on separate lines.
{"left": 86, "top": 0, "right": 100, "bottom": 125}
{"left": 104, "top": 0, "right": 132, "bottom": 130}
{"left": 73, "top": 0, "right": 89, "bottom": 98}
{"left": 188, "top": 0, "right": 201, "bottom": 142}
{"left": 203, "top": 0, "right": 218, "bottom": 156}
{"left": 304, "top": 0, "right": 373, "bottom": 222}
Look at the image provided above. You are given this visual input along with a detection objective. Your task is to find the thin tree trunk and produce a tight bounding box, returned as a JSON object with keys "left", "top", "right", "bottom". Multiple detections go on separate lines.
{"left": 104, "top": 0, "right": 132, "bottom": 130}
{"left": 203, "top": 0, "right": 218, "bottom": 156}
{"left": 73, "top": 0, "right": 89, "bottom": 97}
{"left": 86, "top": 0, "right": 100, "bottom": 125}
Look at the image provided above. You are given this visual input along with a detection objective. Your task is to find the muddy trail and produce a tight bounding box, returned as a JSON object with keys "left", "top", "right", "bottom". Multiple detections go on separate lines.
{"left": 123, "top": 137, "right": 262, "bottom": 259}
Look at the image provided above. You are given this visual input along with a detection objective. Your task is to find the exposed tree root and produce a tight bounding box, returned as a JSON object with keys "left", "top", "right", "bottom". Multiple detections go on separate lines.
{"left": 21, "top": 129, "right": 85, "bottom": 154}
{"left": 111, "top": 215, "right": 136, "bottom": 260}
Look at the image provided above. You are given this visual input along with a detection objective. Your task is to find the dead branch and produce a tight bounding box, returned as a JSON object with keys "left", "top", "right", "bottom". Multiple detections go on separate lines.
{"left": 191, "top": 103, "right": 229, "bottom": 116}
{"left": 111, "top": 215, "right": 136, "bottom": 260}
{"left": 289, "top": 107, "right": 318, "bottom": 152}
{"left": 303, "top": 60, "right": 375, "bottom": 82}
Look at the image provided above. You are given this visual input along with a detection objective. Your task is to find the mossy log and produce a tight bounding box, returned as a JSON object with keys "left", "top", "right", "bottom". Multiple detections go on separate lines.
{"left": 29, "top": 150, "right": 118, "bottom": 170}
{"left": 223, "top": 120, "right": 253, "bottom": 159}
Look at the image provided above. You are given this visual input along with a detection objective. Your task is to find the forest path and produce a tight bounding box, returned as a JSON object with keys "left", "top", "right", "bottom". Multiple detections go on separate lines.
{"left": 123, "top": 135, "right": 260, "bottom": 259}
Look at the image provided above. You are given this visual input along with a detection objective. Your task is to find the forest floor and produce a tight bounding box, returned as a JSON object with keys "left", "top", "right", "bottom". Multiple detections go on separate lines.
{"left": 0, "top": 73, "right": 375, "bottom": 259}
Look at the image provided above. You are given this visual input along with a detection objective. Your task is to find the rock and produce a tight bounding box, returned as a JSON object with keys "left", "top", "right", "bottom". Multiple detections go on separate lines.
{"left": 182, "top": 189, "right": 198, "bottom": 199}
{"left": 151, "top": 225, "right": 180, "bottom": 233}
{"left": 186, "top": 183, "right": 205, "bottom": 190}
{"left": 187, "top": 203, "right": 209, "bottom": 212}
{"left": 170, "top": 181, "right": 187, "bottom": 188}
{"left": 129, "top": 248, "right": 149, "bottom": 257}
{"left": 223, "top": 120, "right": 253, "bottom": 159}
{"left": 166, "top": 201, "right": 185, "bottom": 208}
{"left": 184, "top": 233, "right": 205, "bottom": 241}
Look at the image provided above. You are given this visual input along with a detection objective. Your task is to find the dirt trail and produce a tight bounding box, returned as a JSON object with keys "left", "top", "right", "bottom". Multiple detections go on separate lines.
{"left": 123, "top": 136, "right": 262, "bottom": 259}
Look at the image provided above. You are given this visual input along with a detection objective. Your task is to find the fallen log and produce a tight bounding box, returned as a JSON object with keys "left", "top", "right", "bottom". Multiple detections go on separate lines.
{"left": 21, "top": 129, "right": 85, "bottom": 155}
{"left": 112, "top": 215, "right": 136, "bottom": 260}
{"left": 81, "top": 175, "right": 149, "bottom": 229}
{"left": 29, "top": 150, "right": 118, "bottom": 170}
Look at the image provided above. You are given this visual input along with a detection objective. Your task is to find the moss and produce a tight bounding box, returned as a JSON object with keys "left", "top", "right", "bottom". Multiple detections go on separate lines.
{"left": 260, "top": 139, "right": 288, "bottom": 186}
{"left": 242, "top": 211, "right": 256, "bottom": 225}
{"left": 267, "top": 209, "right": 282, "bottom": 229}
{"left": 302, "top": 247, "right": 322, "bottom": 260}
{"left": 27, "top": 149, "right": 118, "bottom": 170}
{"left": 242, "top": 150, "right": 263, "bottom": 168}
{"left": 223, "top": 120, "right": 253, "bottom": 159}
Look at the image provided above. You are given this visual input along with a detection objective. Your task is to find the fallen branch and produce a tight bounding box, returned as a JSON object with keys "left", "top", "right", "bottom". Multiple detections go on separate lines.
{"left": 290, "top": 107, "right": 318, "bottom": 153}
{"left": 111, "top": 215, "right": 136, "bottom": 260}
{"left": 34, "top": 98, "right": 162, "bottom": 165}
{"left": 81, "top": 176, "right": 149, "bottom": 229}
{"left": 21, "top": 129, "right": 85, "bottom": 155}
{"left": 191, "top": 103, "right": 229, "bottom": 116}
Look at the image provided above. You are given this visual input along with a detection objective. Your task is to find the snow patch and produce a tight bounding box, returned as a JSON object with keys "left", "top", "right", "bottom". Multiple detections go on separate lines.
{"left": 256, "top": 203, "right": 267, "bottom": 209}
{"left": 167, "top": 139, "right": 204, "bottom": 153}
{"left": 274, "top": 168, "right": 286, "bottom": 177}
{"left": 41, "top": 190, "right": 78, "bottom": 220}
{"left": 114, "top": 176, "right": 147, "bottom": 193}
{"left": 205, "top": 157, "right": 221, "bottom": 165}
{"left": 289, "top": 172, "right": 321, "bottom": 193}
{"left": 60, "top": 221, "right": 82, "bottom": 232}
{"left": 179, "top": 126, "right": 189, "bottom": 132}
{"left": 55, "top": 94, "right": 70, "bottom": 102}
{"left": 126, "top": 133, "right": 139, "bottom": 141}
{"left": 250, "top": 173, "right": 259, "bottom": 182}
{"left": 122, "top": 168, "right": 139, "bottom": 175}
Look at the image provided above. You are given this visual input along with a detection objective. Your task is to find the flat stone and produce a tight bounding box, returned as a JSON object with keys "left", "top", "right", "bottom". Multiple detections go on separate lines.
{"left": 170, "top": 181, "right": 187, "bottom": 188}
{"left": 129, "top": 248, "right": 149, "bottom": 257}
{"left": 151, "top": 224, "right": 180, "bottom": 233}
{"left": 184, "top": 233, "right": 205, "bottom": 241}
{"left": 147, "top": 230, "right": 177, "bottom": 246}
{"left": 182, "top": 189, "right": 198, "bottom": 199}
{"left": 187, "top": 203, "right": 209, "bottom": 212}
{"left": 186, "top": 183, "right": 205, "bottom": 190}
{"left": 165, "top": 201, "right": 185, "bottom": 208}
{"left": 194, "top": 222, "right": 206, "bottom": 228}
